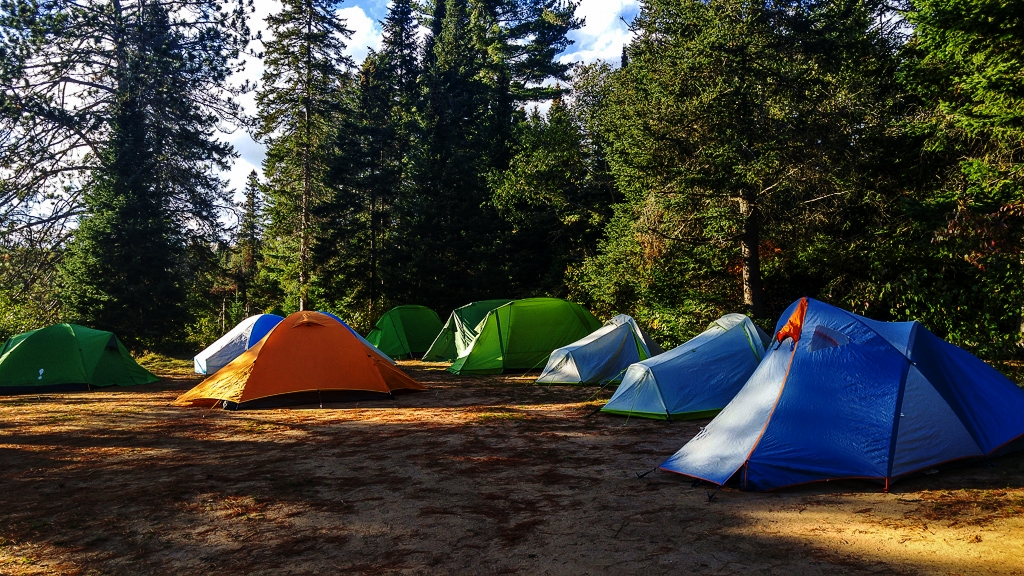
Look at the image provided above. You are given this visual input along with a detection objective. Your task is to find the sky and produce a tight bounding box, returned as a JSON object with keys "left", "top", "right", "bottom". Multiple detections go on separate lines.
{"left": 222, "top": 0, "right": 641, "bottom": 202}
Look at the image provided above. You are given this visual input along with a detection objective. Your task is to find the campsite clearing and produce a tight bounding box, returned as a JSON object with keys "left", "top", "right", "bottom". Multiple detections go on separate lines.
{"left": 1, "top": 360, "right": 1023, "bottom": 575}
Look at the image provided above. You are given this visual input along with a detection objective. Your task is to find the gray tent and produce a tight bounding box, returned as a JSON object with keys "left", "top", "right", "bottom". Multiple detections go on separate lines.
{"left": 536, "top": 314, "right": 663, "bottom": 384}
{"left": 602, "top": 314, "right": 769, "bottom": 419}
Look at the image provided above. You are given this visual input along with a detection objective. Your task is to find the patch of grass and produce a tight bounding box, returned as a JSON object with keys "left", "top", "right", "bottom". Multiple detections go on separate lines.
{"left": 917, "top": 488, "right": 1024, "bottom": 527}
{"left": 243, "top": 420, "right": 273, "bottom": 433}
{"left": 137, "top": 352, "right": 195, "bottom": 378}
{"left": 43, "top": 413, "right": 79, "bottom": 424}
{"left": 477, "top": 411, "right": 527, "bottom": 421}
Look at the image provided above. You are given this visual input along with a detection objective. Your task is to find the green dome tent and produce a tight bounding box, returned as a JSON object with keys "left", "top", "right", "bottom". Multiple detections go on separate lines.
{"left": 449, "top": 298, "right": 602, "bottom": 375}
{"left": 423, "top": 299, "right": 512, "bottom": 361}
{"left": 0, "top": 324, "right": 158, "bottom": 393}
{"left": 365, "top": 305, "right": 443, "bottom": 358}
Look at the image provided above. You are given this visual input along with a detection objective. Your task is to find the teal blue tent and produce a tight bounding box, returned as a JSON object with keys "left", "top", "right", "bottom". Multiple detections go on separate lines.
{"left": 537, "top": 314, "right": 663, "bottom": 384}
{"left": 602, "top": 314, "right": 768, "bottom": 419}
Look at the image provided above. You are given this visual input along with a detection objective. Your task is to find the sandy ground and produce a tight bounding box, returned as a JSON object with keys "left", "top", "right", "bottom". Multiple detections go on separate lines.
{"left": 1, "top": 360, "right": 1023, "bottom": 575}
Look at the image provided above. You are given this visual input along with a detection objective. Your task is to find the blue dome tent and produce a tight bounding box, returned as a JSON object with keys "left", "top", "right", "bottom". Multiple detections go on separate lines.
{"left": 193, "top": 314, "right": 284, "bottom": 375}
{"left": 661, "top": 298, "right": 1024, "bottom": 491}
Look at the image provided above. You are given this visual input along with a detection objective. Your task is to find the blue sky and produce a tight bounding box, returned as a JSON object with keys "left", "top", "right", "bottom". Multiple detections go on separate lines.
{"left": 222, "top": 0, "right": 641, "bottom": 205}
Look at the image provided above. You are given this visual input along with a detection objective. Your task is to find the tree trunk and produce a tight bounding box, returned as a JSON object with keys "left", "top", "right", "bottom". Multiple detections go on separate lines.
{"left": 298, "top": 10, "right": 312, "bottom": 313}
{"left": 738, "top": 192, "right": 764, "bottom": 319}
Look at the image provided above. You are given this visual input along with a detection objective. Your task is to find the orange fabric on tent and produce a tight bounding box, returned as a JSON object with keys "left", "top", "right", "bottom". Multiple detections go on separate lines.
{"left": 176, "top": 311, "right": 424, "bottom": 407}
{"left": 775, "top": 297, "right": 808, "bottom": 344}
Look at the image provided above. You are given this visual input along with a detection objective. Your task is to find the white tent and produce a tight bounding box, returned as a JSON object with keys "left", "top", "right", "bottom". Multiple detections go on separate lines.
{"left": 601, "top": 313, "right": 769, "bottom": 420}
{"left": 536, "top": 314, "right": 663, "bottom": 384}
{"left": 193, "top": 314, "right": 283, "bottom": 375}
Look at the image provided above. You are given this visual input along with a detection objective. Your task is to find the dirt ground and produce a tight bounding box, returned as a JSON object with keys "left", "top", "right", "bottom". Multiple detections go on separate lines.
{"left": 2, "top": 360, "right": 1023, "bottom": 575}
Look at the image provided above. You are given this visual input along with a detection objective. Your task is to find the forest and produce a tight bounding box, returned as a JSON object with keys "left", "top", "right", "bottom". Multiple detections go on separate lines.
{"left": 1, "top": 0, "right": 1022, "bottom": 358}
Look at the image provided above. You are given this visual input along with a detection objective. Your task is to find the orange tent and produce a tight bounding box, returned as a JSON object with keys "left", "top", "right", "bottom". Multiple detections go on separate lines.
{"left": 176, "top": 311, "right": 425, "bottom": 409}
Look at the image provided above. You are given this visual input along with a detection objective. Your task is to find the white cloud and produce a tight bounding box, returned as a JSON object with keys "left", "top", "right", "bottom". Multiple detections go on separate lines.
{"left": 339, "top": 6, "right": 383, "bottom": 63}
{"left": 561, "top": 0, "right": 639, "bottom": 65}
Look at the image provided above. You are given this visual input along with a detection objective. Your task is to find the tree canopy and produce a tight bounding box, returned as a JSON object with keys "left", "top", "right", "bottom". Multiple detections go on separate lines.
{"left": 1, "top": 0, "right": 1021, "bottom": 360}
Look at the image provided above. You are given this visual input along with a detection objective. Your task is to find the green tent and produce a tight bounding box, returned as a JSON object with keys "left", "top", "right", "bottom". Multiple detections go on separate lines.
{"left": 365, "top": 305, "right": 444, "bottom": 358}
{"left": 0, "top": 324, "right": 158, "bottom": 393}
{"left": 449, "top": 298, "right": 602, "bottom": 375}
{"left": 423, "top": 299, "right": 513, "bottom": 362}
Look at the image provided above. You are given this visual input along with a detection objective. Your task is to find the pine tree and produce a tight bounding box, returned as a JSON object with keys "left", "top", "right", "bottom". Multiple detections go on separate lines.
{"left": 491, "top": 95, "right": 615, "bottom": 295}
{"left": 313, "top": 0, "right": 421, "bottom": 324}
{"left": 867, "top": 0, "right": 1024, "bottom": 355}
{"left": 256, "top": 0, "right": 353, "bottom": 312}
{"left": 390, "top": 0, "right": 582, "bottom": 310}
{"left": 232, "top": 171, "right": 265, "bottom": 316}
{"left": 583, "top": 0, "right": 905, "bottom": 338}
{"left": 398, "top": 0, "right": 492, "bottom": 309}
{"left": 5, "top": 0, "right": 248, "bottom": 347}
{"left": 60, "top": 0, "right": 236, "bottom": 348}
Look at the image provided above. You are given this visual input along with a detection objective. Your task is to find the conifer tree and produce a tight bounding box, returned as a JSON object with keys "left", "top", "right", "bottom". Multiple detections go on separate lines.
{"left": 397, "top": 0, "right": 487, "bottom": 309}
{"left": 867, "top": 0, "right": 1024, "bottom": 354}
{"left": 391, "top": 0, "right": 582, "bottom": 310}
{"left": 491, "top": 95, "right": 615, "bottom": 295}
{"left": 314, "top": 0, "right": 421, "bottom": 323}
{"left": 232, "top": 171, "right": 266, "bottom": 316}
{"left": 58, "top": 0, "right": 246, "bottom": 349}
{"left": 256, "top": 0, "right": 353, "bottom": 312}
{"left": 581, "top": 0, "right": 904, "bottom": 339}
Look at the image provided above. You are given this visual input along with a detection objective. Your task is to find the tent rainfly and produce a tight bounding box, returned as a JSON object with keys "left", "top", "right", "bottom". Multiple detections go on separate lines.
{"left": 423, "top": 299, "right": 512, "bottom": 362}
{"left": 317, "top": 311, "right": 395, "bottom": 364}
{"left": 536, "top": 314, "right": 664, "bottom": 384}
{"left": 449, "top": 298, "right": 602, "bottom": 375}
{"left": 176, "top": 311, "right": 424, "bottom": 409}
{"left": 0, "top": 324, "right": 158, "bottom": 393}
{"left": 660, "top": 298, "right": 1024, "bottom": 491}
{"left": 601, "top": 314, "right": 769, "bottom": 420}
{"left": 193, "top": 314, "right": 284, "bottom": 374}
{"left": 366, "top": 305, "right": 444, "bottom": 358}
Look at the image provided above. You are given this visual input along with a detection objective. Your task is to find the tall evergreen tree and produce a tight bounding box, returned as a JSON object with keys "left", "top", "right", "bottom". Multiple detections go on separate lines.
{"left": 314, "top": 0, "right": 421, "bottom": 325}
{"left": 491, "top": 94, "right": 615, "bottom": 296}
{"left": 389, "top": 0, "right": 582, "bottom": 311}
{"left": 581, "top": 0, "right": 905, "bottom": 340}
{"left": 57, "top": 0, "right": 246, "bottom": 348}
{"left": 399, "top": 0, "right": 494, "bottom": 309}
{"left": 232, "top": 170, "right": 266, "bottom": 316}
{"left": 862, "top": 0, "right": 1024, "bottom": 355}
{"left": 256, "top": 0, "right": 353, "bottom": 312}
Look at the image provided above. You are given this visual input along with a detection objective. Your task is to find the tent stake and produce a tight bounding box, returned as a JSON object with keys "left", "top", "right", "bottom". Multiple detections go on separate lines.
{"left": 706, "top": 487, "right": 720, "bottom": 503}
{"left": 635, "top": 465, "right": 658, "bottom": 478}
